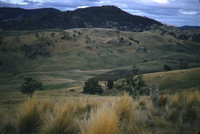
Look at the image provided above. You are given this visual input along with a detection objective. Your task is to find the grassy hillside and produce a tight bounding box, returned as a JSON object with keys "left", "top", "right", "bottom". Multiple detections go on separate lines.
{"left": 103, "top": 67, "right": 199, "bottom": 96}
{"left": 0, "top": 28, "right": 200, "bottom": 92}
{"left": 143, "top": 68, "right": 200, "bottom": 91}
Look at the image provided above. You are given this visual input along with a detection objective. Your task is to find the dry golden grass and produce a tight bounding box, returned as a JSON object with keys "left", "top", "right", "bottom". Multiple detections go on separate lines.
{"left": 80, "top": 104, "right": 118, "bottom": 134}
{"left": 17, "top": 99, "right": 43, "bottom": 134}
{"left": 168, "top": 90, "right": 200, "bottom": 126}
{"left": 1, "top": 89, "right": 200, "bottom": 134}
{"left": 40, "top": 102, "right": 77, "bottom": 134}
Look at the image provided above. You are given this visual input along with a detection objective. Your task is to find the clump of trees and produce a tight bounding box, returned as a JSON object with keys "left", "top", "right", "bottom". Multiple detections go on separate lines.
{"left": 19, "top": 77, "right": 44, "bottom": 97}
{"left": 117, "top": 66, "right": 147, "bottom": 99}
{"left": 83, "top": 79, "right": 103, "bottom": 95}
{"left": 164, "top": 64, "right": 171, "bottom": 71}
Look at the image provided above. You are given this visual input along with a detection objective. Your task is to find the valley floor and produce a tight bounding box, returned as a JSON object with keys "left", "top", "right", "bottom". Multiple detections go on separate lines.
{"left": 0, "top": 68, "right": 200, "bottom": 134}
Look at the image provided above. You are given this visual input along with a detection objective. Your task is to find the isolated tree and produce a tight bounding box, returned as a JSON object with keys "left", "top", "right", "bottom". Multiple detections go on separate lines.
{"left": 19, "top": 77, "right": 44, "bottom": 97}
{"left": 164, "top": 64, "right": 171, "bottom": 71}
{"left": 107, "top": 80, "right": 114, "bottom": 89}
{"left": 83, "top": 79, "right": 103, "bottom": 95}
{"left": 118, "top": 66, "right": 147, "bottom": 99}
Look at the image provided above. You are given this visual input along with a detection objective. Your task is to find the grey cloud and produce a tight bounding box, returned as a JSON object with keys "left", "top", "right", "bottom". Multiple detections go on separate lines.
{"left": 23, "top": 0, "right": 42, "bottom": 5}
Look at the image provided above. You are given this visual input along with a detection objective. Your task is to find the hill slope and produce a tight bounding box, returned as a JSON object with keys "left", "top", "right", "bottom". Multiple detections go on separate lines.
{"left": 0, "top": 6, "right": 163, "bottom": 31}
{"left": 108, "top": 67, "right": 200, "bottom": 95}
{"left": 143, "top": 68, "right": 200, "bottom": 91}
{"left": 0, "top": 28, "right": 200, "bottom": 92}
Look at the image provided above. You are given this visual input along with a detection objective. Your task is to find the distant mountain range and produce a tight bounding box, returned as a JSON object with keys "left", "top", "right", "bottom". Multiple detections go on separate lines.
{"left": 0, "top": 7, "right": 60, "bottom": 21}
{"left": 179, "top": 25, "right": 200, "bottom": 30}
{"left": 0, "top": 6, "right": 163, "bottom": 31}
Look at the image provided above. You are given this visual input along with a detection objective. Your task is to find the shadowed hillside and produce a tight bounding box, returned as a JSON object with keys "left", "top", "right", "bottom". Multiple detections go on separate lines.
{"left": 0, "top": 7, "right": 60, "bottom": 21}
{"left": 0, "top": 6, "right": 163, "bottom": 31}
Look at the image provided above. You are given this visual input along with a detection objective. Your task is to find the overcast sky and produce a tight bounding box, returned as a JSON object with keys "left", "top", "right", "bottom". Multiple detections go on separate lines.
{"left": 0, "top": 0, "right": 200, "bottom": 26}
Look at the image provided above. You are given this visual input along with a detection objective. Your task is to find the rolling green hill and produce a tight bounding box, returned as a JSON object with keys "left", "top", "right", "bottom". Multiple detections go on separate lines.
{"left": 0, "top": 28, "right": 200, "bottom": 92}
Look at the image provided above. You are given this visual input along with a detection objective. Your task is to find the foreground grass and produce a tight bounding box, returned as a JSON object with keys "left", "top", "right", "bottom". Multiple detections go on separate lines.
{"left": 0, "top": 89, "right": 200, "bottom": 134}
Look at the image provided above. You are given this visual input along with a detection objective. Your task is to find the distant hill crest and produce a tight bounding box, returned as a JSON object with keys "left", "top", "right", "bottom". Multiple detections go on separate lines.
{"left": 0, "top": 5, "right": 163, "bottom": 31}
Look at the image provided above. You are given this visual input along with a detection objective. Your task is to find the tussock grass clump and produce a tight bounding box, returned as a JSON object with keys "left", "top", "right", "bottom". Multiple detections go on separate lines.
{"left": 114, "top": 93, "right": 134, "bottom": 120}
{"left": 75, "top": 97, "right": 100, "bottom": 114}
{"left": 114, "top": 93, "right": 143, "bottom": 134}
{"left": 167, "top": 90, "right": 200, "bottom": 133}
{"left": 1, "top": 123, "right": 17, "bottom": 134}
{"left": 80, "top": 104, "right": 118, "bottom": 134}
{"left": 18, "top": 99, "right": 43, "bottom": 134}
{"left": 40, "top": 102, "right": 77, "bottom": 134}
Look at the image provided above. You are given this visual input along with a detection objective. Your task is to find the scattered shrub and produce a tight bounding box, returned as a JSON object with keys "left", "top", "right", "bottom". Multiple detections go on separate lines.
{"left": 107, "top": 80, "right": 114, "bottom": 89}
{"left": 164, "top": 64, "right": 171, "bottom": 71}
{"left": 51, "top": 32, "right": 55, "bottom": 37}
{"left": 119, "top": 37, "right": 125, "bottom": 44}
